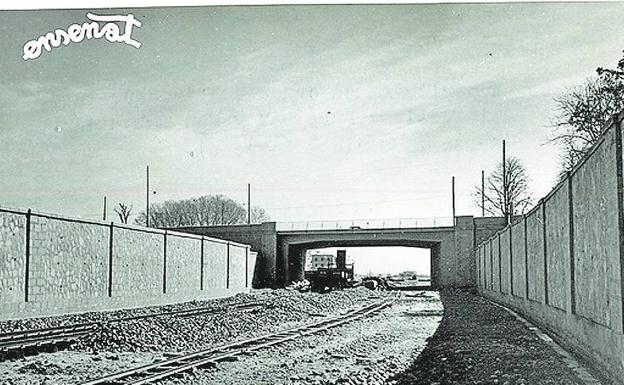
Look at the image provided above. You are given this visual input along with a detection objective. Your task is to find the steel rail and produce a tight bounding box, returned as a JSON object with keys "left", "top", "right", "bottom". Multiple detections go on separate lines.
{"left": 80, "top": 298, "right": 395, "bottom": 385}
{"left": 0, "top": 301, "right": 264, "bottom": 357}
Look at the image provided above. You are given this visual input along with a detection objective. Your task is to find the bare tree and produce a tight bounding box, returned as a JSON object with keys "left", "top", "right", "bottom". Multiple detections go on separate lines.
{"left": 473, "top": 157, "right": 534, "bottom": 218}
{"left": 134, "top": 194, "right": 270, "bottom": 227}
{"left": 552, "top": 74, "right": 624, "bottom": 175}
{"left": 251, "top": 206, "right": 270, "bottom": 223}
{"left": 596, "top": 51, "right": 624, "bottom": 78}
{"left": 114, "top": 203, "right": 133, "bottom": 224}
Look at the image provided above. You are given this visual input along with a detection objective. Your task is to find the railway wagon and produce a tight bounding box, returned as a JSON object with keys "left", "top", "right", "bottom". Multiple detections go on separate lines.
{"left": 304, "top": 250, "right": 354, "bottom": 292}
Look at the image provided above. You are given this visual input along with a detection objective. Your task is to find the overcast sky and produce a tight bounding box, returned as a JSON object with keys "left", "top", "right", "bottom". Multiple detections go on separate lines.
{"left": 2, "top": 3, "right": 624, "bottom": 225}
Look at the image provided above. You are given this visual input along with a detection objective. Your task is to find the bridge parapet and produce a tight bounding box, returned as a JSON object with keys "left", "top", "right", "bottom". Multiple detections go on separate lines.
{"left": 276, "top": 217, "right": 454, "bottom": 231}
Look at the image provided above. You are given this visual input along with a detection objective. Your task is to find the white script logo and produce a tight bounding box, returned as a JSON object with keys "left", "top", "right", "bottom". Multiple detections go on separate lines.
{"left": 23, "top": 13, "right": 142, "bottom": 61}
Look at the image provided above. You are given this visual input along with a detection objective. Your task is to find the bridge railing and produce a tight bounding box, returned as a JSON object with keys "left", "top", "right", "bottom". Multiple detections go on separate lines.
{"left": 276, "top": 217, "right": 454, "bottom": 231}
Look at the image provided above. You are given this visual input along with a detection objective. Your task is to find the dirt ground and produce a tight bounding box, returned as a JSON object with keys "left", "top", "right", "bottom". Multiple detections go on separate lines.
{"left": 166, "top": 290, "right": 443, "bottom": 385}
{"left": 390, "top": 290, "right": 600, "bottom": 385}
{"left": 0, "top": 288, "right": 394, "bottom": 385}
{"left": 0, "top": 289, "right": 603, "bottom": 385}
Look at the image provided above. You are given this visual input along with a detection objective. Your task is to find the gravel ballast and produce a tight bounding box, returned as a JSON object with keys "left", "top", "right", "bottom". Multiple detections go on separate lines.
{"left": 0, "top": 287, "right": 389, "bottom": 385}
{"left": 81, "top": 287, "right": 389, "bottom": 353}
{"left": 0, "top": 292, "right": 261, "bottom": 334}
{"left": 1, "top": 289, "right": 597, "bottom": 385}
{"left": 165, "top": 290, "right": 443, "bottom": 385}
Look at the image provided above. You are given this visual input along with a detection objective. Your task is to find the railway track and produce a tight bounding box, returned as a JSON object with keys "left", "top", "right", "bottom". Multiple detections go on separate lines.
{"left": 0, "top": 301, "right": 264, "bottom": 358}
{"left": 80, "top": 298, "right": 395, "bottom": 385}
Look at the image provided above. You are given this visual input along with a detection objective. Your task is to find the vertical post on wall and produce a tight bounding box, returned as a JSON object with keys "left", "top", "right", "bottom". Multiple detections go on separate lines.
{"left": 24, "top": 209, "right": 32, "bottom": 303}
{"left": 146, "top": 165, "right": 150, "bottom": 228}
{"left": 245, "top": 247, "right": 249, "bottom": 288}
{"left": 108, "top": 222, "right": 114, "bottom": 297}
{"left": 247, "top": 183, "right": 251, "bottom": 225}
{"left": 451, "top": 176, "right": 456, "bottom": 226}
{"left": 103, "top": 196, "right": 107, "bottom": 221}
{"left": 489, "top": 238, "right": 493, "bottom": 291}
{"left": 509, "top": 221, "right": 514, "bottom": 296}
{"left": 498, "top": 233, "right": 502, "bottom": 292}
{"left": 200, "top": 236, "right": 204, "bottom": 291}
{"left": 502, "top": 140, "right": 508, "bottom": 224}
{"left": 163, "top": 230, "right": 167, "bottom": 294}
{"left": 481, "top": 170, "right": 485, "bottom": 217}
{"left": 226, "top": 242, "right": 230, "bottom": 289}
{"left": 524, "top": 215, "right": 529, "bottom": 299}
{"left": 567, "top": 171, "right": 576, "bottom": 314}
{"left": 542, "top": 200, "right": 549, "bottom": 305}
{"left": 472, "top": 217, "right": 477, "bottom": 251}
{"left": 476, "top": 248, "right": 481, "bottom": 287}
{"left": 613, "top": 116, "right": 624, "bottom": 333}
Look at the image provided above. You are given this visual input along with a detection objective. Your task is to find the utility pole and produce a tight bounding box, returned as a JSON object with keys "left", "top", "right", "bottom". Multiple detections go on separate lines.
{"left": 146, "top": 165, "right": 150, "bottom": 228}
{"left": 451, "top": 176, "right": 456, "bottom": 226}
{"left": 247, "top": 183, "right": 251, "bottom": 224}
{"left": 502, "top": 140, "right": 508, "bottom": 224}
{"left": 103, "top": 196, "right": 107, "bottom": 221}
{"left": 481, "top": 170, "right": 485, "bottom": 217}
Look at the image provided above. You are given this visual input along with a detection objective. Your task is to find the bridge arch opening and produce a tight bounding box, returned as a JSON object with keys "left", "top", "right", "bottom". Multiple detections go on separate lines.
{"left": 303, "top": 246, "right": 431, "bottom": 284}
{"left": 286, "top": 240, "right": 441, "bottom": 288}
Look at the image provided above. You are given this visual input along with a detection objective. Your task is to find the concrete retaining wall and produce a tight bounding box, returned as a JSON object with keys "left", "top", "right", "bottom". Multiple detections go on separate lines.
{"left": 174, "top": 222, "right": 276, "bottom": 288}
{"left": 511, "top": 220, "right": 527, "bottom": 298}
{"left": 476, "top": 114, "right": 624, "bottom": 384}
{"left": 0, "top": 208, "right": 254, "bottom": 321}
{"left": 499, "top": 230, "right": 511, "bottom": 294}
{"left": 526, "top": 207, "right": 545, "bottom": 303}
{"left": 544, "top": 182, "right": 570, "bottom": 311}
{"left": 228, "top": 244, "right": 247, "bottom": 291}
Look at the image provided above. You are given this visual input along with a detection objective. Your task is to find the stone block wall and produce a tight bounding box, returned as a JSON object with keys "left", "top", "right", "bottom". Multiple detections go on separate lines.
{"left": 165, "top": 233, "right": 201, "bottom": 296}
{"left": 0, "top": 208, "right": 254, "bottom": 321}
{"left": 525, "top": 206, "right": 545, "bottom": 303}
{"left": 491, "top": 236, "right": 500, "bottom": 293}
{"left": 174, "top": 222, "right": 276, "bottom": 288}
{"left": 510, "top": 220, "right": 527, "bottom": 298}
{"left": 0, "top": 211, "right": 26, "bottom": 314}
{"left": 28, "top": 217, "right": 110, "bottom": 315}
{"left": 499, "top": 230, "right": 511, "bottom": 294}
{"left": 112, "top": 226, "right": 164, "bottom": 299}
{"left": 228, "top": 244, "right": 247, "bottom": 291}
{"left": 203, "top": 241, "right": 228, "bottom": 290}
{"left": 475, "top": 114, "right": 624, "bottom": 384}
{"left": 544, "top": 182, "right": 570, "bottom": 311}
{"left": 453, "top": 217, "right": 476, "bottom": 286}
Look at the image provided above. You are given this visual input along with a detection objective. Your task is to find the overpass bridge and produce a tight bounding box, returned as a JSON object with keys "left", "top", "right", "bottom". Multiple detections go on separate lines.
{"left": 174, "top": 216, "right": 507, "bottom": 288}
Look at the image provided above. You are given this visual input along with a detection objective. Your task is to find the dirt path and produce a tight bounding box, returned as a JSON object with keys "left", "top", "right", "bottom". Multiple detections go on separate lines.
{"left": 390, "top": 290, "right": 601, "bottom": 385}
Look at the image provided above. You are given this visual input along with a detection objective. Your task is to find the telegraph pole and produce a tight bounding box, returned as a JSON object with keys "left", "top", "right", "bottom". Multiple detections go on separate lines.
{"left": 502, "top": 140, "right": 507, "bottom": 224}
{"left": 103, "top": 196, "right": 107, "bottom": 221}
{"left": 451, "top": 176, "right": 456, "bottom": 226}
{"left": 247, "top": 183, "right": 251, "bottom": 224}
{"left": 481, "top": 170, "right": 485, "bottom": 217}
{"left": 146, "top": 165, "right": 150, "bottom": 228}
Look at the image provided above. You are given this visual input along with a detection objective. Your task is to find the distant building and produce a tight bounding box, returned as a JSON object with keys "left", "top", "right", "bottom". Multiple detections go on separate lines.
{"left": 305, "top": 253, "right": 336, "bottom": 270}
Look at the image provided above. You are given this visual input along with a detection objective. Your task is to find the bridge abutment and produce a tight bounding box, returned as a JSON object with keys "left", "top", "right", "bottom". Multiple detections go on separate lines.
{"left": 175, "top": 216, "right": 508, "bottom": 289}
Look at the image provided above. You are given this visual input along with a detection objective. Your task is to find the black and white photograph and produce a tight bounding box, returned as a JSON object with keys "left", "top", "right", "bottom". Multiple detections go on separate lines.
{"left": 0, "top": 1, "right": 623, "bottom": 384}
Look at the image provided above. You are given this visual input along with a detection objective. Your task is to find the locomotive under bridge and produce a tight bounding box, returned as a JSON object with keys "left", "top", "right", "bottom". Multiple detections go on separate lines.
{"left": 175, "top": 215, "right": 507, "bottom": 288}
